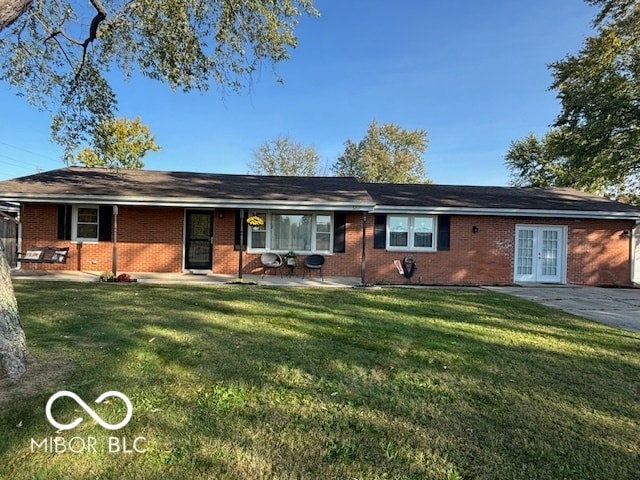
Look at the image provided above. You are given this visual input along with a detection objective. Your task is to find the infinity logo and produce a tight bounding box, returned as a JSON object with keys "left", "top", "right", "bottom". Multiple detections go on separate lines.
{"left": 45, "top": 391, "right": 133, "bottom": 431}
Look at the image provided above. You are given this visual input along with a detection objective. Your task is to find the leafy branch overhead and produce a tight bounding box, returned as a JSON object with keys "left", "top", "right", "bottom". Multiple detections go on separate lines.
{"left": 0, "top": 0, "right": 319, "bottom": 161}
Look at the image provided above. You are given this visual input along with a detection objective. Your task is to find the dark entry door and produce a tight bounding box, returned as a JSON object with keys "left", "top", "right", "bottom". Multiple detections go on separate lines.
{"left": 185, "top": 211, "right": 213, "bottom": 270}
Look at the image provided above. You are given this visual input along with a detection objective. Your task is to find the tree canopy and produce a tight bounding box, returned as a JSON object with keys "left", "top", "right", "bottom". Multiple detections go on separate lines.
{"left": 0, "top": 0, "right": 318, "bottom": 161}
{"left": 248, "top": 135, "right": 322, "bottom": 176}
{"left": 506, "top": 0, "right": 640, "bottom": 202}
{"left": 332, "top": 120, "right": 430, "bottom": 183}
{"left": 74, "top": 116, "right": 160, "bottom": 169}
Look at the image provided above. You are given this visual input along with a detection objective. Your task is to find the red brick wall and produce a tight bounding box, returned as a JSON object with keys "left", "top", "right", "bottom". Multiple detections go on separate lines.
{"left": 20, "top": 204, "right": 184, "bottom": 273}
{"left": 116, "top": 206, "right": 183, "bottom": 272}
{"left": 20, "top": 204, "right": 73, "bottom": 271}
{"left": 212, "top": 211, "right": 363, "bottom": 277}
{"left": 19, "top": 204, "right": 635, "bottom": 285}
{"left": 363, "top": 215, "right": 634, "bottom": 286}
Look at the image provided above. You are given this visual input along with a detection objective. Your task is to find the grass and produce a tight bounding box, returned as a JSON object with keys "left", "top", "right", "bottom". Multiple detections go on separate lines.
{"left": 1, "top": 281, "right": 639, "bottom": 479}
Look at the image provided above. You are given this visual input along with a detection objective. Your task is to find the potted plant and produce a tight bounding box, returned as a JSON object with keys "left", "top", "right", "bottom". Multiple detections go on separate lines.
{"left": 246, "top": 215, "right": 264, "bottom": 230}
{"left": 284, "top": 250, "right": 298, "bottom": 266}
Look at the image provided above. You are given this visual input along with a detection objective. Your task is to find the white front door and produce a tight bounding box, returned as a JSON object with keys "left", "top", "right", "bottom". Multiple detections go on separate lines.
{"left": 514, "top": 226, "right": 566, "bottom": 283}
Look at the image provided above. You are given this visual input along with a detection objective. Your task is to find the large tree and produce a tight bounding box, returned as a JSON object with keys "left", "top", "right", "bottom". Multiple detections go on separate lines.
{"left": 332, "top": 120, "right": 430, "bottom": 183}
{"left": 0, "top": 241, "right": 27, "bottom": 380}
{"left": 505, "top": 131, "right": 578, "bottom": 188}
{"left": 0, "top": 0, "right": 318, "bottom": 379}
{"left": 74, "top": 116, "right": 160, "bottom": 169}
{"left": 248, "top": 135, "right": 322, "bottom": 176}
{"left": 506, "top": 0, "right": 640, "bottom": 202}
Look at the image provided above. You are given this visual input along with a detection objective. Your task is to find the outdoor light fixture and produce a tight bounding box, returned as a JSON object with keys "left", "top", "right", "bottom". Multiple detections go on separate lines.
{"left": 472, "top": 226, "right": 479, "bottom": 233}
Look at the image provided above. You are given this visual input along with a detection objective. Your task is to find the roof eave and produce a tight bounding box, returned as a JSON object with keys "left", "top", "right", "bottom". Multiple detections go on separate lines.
{"left": 0, "top": 194, "right": 374, "bottom": 211}
{"left": 372, "top": 205, "right": 640, "bottom": 220}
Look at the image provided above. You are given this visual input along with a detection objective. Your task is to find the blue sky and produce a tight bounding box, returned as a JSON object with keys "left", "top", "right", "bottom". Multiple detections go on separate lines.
{"left": 0, "top": 0, "right": 596, "bottom": 184}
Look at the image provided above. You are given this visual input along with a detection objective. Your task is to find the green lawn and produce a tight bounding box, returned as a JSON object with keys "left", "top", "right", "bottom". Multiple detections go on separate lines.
{"left": 1, "top": 282, "right": 639, "bottom": 479}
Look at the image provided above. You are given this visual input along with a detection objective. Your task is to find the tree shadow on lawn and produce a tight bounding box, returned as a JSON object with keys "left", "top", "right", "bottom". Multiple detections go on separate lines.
{"left": 4, "top": 282, "right": 640, "bottom": 479}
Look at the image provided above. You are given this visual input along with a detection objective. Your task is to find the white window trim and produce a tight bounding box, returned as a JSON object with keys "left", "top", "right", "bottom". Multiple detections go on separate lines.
{"left": 386, "top": 214, "right": 437, "bottom": 252}
{"left": 247, "top": 211, "right": 334, "bottom": 254}
{"left": 72, "top": 205, "right": 99, "bottom": 243}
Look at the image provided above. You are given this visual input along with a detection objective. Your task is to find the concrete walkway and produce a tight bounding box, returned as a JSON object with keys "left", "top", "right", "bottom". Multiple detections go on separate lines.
{"left": 485, "top": 285, "right": 640, "bottom": 333}
{"left": 10, "top": 269, "right": 361, "bottom": 288}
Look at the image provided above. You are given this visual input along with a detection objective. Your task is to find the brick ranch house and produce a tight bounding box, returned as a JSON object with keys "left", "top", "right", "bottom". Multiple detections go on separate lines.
{"left": 0, "top": 167, "right": 639, "bottom": 286}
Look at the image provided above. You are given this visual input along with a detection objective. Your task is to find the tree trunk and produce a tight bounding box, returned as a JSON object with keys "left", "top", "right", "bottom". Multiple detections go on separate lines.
{"left": 0, "top": 0, "right": 33, "bottom": 32}
{"left": 0, "top": 241, "right": 27, "bottom": 379}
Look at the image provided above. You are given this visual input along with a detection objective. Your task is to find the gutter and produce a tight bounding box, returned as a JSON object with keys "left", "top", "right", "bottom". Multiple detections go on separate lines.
{"left": 372, "top": 205, "right": 640, "bottom": 220}
{"left": 0, "top": 194, "right": 375, "bottom": 212}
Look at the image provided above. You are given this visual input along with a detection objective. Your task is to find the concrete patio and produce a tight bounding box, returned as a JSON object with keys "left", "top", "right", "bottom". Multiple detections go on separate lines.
{"left": 10, "top": 269, "right": 361, "bottom": 288}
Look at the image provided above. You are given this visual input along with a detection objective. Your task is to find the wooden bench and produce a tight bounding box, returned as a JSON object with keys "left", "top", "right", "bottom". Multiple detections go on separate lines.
{"left": 19, "top": 246, "right": 69, "bottom": 264}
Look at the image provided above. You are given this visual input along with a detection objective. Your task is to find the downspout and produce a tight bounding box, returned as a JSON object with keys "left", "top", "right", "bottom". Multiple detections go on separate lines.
{"left": 360, "top": 212, "right": 367, "bottom": 285}
{"left": 112, "top": 205, "right": 118, "bottom": 276}
{"left": 632, "top": 220, "right": 640, "bottom": 286}
{"left": 238, "top": 209, "right": 245, "bottom": 280}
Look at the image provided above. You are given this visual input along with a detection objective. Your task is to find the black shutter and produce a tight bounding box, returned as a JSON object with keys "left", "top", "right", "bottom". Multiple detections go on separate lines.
{"left": 437, "top": 215, "right": 451, "bottom": 251}
{"left": 57, "top": 205, "right": 72, "bottom": 240}
{"left": 374, "top": 214, "right": 386, "bottom": 249}
{"left": 333, "top": 212, "right": 347, "bottom": 253}
{"left": 234, "top": 210, "right": 247, "bottom": 251}
{"left": 98, "top": 206, "right": 112, "bottom": 241}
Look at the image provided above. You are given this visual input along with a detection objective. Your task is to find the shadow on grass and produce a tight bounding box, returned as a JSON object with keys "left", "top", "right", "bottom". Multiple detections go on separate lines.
{"left": 2, "top": 282, "right": 639, "bottom": 479}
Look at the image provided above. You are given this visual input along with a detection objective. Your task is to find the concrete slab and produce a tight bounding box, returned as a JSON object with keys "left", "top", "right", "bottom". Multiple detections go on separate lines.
{"left": 486, "top": 285, "right": 640, "bottom": 333}
{"left": 10, "top": 269, "right": 361, "bottom": 288}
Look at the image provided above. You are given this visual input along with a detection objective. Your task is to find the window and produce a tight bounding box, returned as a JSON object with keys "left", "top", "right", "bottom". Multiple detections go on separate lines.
{"left": 249, "top": 213, "right": 267, "bottom": 249}
{"left": 248, "top": 212, "right": 333, "bottom": 253}
{"left": 73, "top": 206, "right": 99, "bottom": 242}
{"left": 316, "top": 215, "right": 332, "bottom": 251}
{"left": 387, "top": 215, "right": 435, "bottom": 251}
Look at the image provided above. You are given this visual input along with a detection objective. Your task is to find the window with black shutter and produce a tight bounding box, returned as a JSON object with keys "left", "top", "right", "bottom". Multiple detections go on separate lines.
{"left": 234, "top": 210, "right": 248, "bottom": 251}
{"left": 437, "top": 216, "right": 451, "bottom": 251}
{"left": 374, "top": 214, "right": 387, "bottom": 249}
{"left": 333, "top": 212, "right": 347, "bottom": 253}
{"left": 98, "top": 206, "right": 113, "bottom": 241}
{"left": 57, "top": 205, "right": 72, "bottom": 240}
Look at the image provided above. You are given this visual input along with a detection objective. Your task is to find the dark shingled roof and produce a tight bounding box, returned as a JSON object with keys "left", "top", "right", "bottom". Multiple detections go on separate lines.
{"left": 0, "top": 168, "right": 638, "bottom": 218}
{"left": 365, "top": 183, "right": 640, "bottom": 215}
{"left": 0, "top": 167, "right": 374, "bottom": 209}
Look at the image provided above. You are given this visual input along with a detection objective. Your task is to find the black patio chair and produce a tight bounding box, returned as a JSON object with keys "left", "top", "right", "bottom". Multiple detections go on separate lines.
{"left": 260, "top": 253, "right": 283, "bottom": 278}
{"left": 302, "top": 254, "right": 325, "bottom": 281}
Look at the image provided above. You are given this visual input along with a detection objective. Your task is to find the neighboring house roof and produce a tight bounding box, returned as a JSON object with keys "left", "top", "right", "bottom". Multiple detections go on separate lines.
{"left": 0, "top": 201, "right": 19, "bottom": 213}
{"left": 0, "top": 167, "right": 375, "bottom": 211}
{"left": 366, "top": 183, "right": 640, "bottom": 219}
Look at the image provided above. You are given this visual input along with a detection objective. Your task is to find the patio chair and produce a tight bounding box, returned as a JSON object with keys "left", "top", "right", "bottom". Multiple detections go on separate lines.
{"left": 302, "top": 254, "right": 325, "bottom": 281}
{"left": 260, "top": 253, "right": 283, "bottom": 278}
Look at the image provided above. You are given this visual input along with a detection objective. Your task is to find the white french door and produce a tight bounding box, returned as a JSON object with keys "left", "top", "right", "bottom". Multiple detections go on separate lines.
{"left": 514, "top": 226, "right": 566, "bottom": 283}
